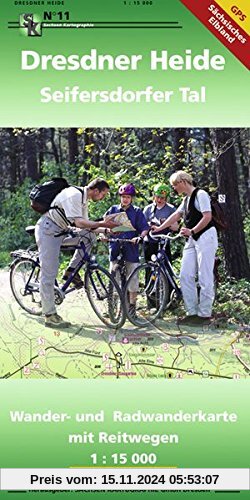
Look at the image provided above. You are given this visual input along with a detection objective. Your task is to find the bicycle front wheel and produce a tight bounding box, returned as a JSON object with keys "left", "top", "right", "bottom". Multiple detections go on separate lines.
{"left": 85, "top": 265, "right": 126, "bottom": 329}
{"left": 124, "top": 262, "right": 169, "bottom": 326}
{"left": 10, "top": 258, "right": 42, "bottom": 316}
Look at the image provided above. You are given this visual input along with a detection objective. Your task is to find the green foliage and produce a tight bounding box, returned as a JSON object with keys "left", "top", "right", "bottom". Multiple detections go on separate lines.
{"left": 215, "top": 279, "right": 250, "bottom": 324}
{"left": 0, "top": 251, "right": 10, "bottom": 268}
{"left": 41, "top": 160, "right": 79, "bottom": 185}
{"left": 0, "top": 179, "right": 38, "bottom": 262}
{"left": 0, "top": 163, "right": 82, "bottom": 268}
{"left": 163, "top": 278, "right": 250, "bottom": 326}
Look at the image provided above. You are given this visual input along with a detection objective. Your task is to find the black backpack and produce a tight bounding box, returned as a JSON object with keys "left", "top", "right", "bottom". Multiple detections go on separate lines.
{"left": 29, "top": 177, "right": 70, "bottom": 214}
{"left": 184, "top": 189, "right": 228, "bottom": 232}
{"left": 210, "top": 192, "right": 228, "bottom": 232}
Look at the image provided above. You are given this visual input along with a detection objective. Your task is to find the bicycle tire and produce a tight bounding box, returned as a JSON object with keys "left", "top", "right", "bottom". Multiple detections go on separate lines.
{"left": 111, "top": 265, "right": 127, "bottom": 291}
{"left": 124, "top": 262, "right": 169, "bottom": 326}
{"left": 10, "top": 258, "right": 42, "bottom": 316}
{"left": 85, "top": 264, "right": 126, "bottom": 329}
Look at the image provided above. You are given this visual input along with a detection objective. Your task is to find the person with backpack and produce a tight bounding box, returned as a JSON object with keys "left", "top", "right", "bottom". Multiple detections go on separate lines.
{"left": 151, "top": 171, "right": 218, "bottom": 325}
{"left": 35, "top": 178, "right": 117, "bottom": 328}
{"left": 104, "top": 183, "right": 149, "bottom": 318}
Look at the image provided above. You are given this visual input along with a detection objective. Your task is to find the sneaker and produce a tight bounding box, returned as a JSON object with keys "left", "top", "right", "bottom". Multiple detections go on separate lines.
{"left": 177, "top": 315, "right": 199, "bottom": 326}
{"left": 45, "top": 313, "right": 72, "bottom": 328}
{"left": 196, "top": 316, "right": 212, "bottom": 325}
{"left": 63, "top": 268, "right": 84, "bottom": 289}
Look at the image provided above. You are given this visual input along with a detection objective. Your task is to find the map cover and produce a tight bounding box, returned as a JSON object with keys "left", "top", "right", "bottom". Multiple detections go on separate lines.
{"left": 0, "top": 0, "right": 249, "bottom": 498}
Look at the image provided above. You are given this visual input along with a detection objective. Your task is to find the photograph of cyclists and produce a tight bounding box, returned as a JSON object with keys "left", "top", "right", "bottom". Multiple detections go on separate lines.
{"left": 0, "top": 127, "right": 249, "bottom": 380}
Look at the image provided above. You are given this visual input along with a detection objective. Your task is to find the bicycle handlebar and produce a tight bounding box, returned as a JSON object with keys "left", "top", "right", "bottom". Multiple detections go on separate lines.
{"left": 100, "top": 237, "right": 138, "bottom": 243}
{"left": 101, "top": 233, "right": 182, "bottom": 244}
{"left": 149, "top": 230, "right": 182, "bottom": 241}
{"left": 54, "top": 228, "right": 78, "bottom": 238}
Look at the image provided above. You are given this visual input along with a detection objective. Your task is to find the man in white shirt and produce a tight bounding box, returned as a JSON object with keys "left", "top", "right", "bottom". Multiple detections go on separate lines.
{"left": 152, "top": 171, "right": 218, "bottom": 326}
{"left": 35, "top": 178, "right": 117, "bottom": 328}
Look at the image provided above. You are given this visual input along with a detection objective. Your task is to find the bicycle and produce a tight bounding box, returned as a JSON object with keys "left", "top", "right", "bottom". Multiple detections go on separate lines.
{"left": 124, "top": 231, "right": 184, "bottom": 326}
{"left": 9, "top": 226, "right": 126, "bottom": 329}
{"left": 125, "top": 230, "right": 221, "bottom": 327}
{"left": 101, "top": 236, "right": 143, "bottom": 320}
{"left": 106, "top": 237, "right": 136, "bottom": 287}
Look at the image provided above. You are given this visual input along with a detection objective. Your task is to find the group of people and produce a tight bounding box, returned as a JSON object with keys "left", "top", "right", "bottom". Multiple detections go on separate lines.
{"left": 35, "top": 171, "right": 218, "bottom": 328}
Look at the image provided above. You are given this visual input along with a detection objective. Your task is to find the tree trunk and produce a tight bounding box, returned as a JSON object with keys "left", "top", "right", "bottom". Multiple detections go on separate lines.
{"left": 237, "top": 130, "right": 250, "bottom": 213}
{"left": 7, "top": 128, "right": 19, "bottom": 189}
{"left": 212, "top": 129, "right": 250, "bottom": 279}
{"left": 38, "top": 128, "right": 46, "bottom": 176}
{"left": 24, "top": 132, "right": 39, "bottom": 180}
{"left": 203, "top": 129, "right": 216, "bottom": 187}
{"left": 50, "top": 128, "right": 60, "bottom": 165}
{"left": 68, "top": 128, "right": 79, "bottom": 167}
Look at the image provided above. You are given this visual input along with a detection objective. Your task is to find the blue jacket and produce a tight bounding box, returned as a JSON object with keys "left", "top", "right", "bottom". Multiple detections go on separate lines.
{"left": 105, "top": 204, "right": 149, "bottom": 263}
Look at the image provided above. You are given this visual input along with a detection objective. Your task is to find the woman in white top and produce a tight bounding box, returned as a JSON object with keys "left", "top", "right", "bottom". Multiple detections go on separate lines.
{"left": 152, "top": 171, "right": 218, "bottom": 326}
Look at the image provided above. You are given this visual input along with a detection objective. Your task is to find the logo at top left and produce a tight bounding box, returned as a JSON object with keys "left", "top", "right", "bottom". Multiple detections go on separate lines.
{"left": 20, "top": 13, "right": 42, "bottom": 36}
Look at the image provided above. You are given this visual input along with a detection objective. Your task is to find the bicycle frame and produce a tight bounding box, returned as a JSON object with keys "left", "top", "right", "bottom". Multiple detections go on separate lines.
{"left": 62, "top": 242, "right": 112, "bottom": 304}
{"left": 149, "top": 232, "right": 182, "bottom": 300}
{"left": 149, "top": 229, "right": 220, "bottom": 306}
{"left": 105, "top": 237, "right": 135, "bottom": 290}
{"left": 11, "top": 236, "right": 100, "bottom": 299}
{"left": 60, "top": 239, "right": 92, "bottom": 294}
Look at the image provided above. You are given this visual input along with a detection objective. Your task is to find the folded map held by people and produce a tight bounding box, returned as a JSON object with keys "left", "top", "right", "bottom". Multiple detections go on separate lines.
{"left": 105, "top": 212, "right": 135, "bottom": 232}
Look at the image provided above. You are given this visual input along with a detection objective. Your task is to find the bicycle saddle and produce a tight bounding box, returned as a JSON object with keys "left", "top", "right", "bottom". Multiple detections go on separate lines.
{"left": 25, "top": 225, "right": 36, "bottom": 235}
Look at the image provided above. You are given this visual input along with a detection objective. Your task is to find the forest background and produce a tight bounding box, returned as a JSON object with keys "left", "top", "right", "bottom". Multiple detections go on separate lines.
{"left": 0, "top": 127, "right": 249, "bottom": 324}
